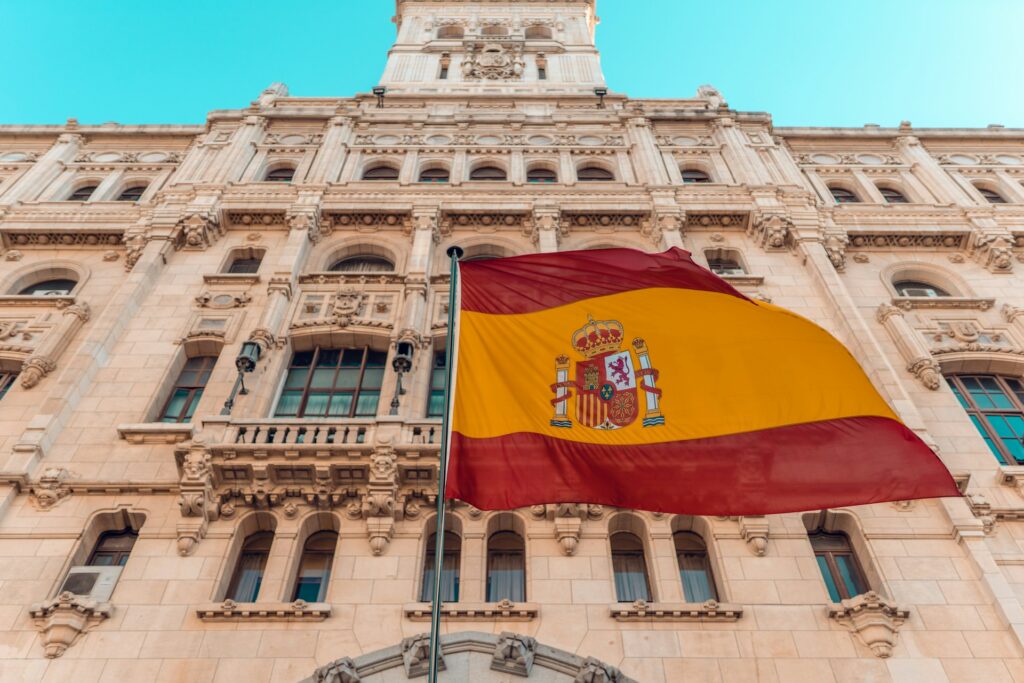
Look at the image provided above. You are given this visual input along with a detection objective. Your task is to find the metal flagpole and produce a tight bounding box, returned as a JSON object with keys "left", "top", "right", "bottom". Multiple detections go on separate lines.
{"left": 428, "top": 246, "right": 463, "bottom": 683}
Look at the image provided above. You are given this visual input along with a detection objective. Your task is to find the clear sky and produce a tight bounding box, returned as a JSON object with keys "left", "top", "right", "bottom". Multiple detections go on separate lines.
{"left": 1, "top": 0, "right": 1021, "bottom": 129}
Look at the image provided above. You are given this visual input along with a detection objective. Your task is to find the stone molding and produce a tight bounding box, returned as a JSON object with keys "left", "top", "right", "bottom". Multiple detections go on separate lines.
{"left": 196, "top": 599, "right": 330, "bottom": 622}
{"left": 827, "top": 592, "right": 909, "bottom": 658}
{"left": 29, "top": 592, "right": 113, "bottom": 658}
{"left": 609, "top": 599, "right": 743, "bottom": 621}
{"left": 117, "top": 422, "right": 195, "bottom": 444}
{"left": 404, "top": 600, "right": 539, "bottom": 621}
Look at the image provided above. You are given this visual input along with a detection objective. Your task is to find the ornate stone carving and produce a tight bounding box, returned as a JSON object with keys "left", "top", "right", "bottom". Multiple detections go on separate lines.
{"left": 20, "top": 355, "right": 57, "bottom": 389}
{"left": 823, "top": 231, "right": 850, "bottom": 271}
{"left": 176, "top": 442, "right": 219, "bottom": 556}
{"left": 740, "top": 516, "right": 769, "bottom": 556}
{"left": 314, "top": 657, "right": 360, "bottom": 683}
{"left": 5, "top": 250, "right": 23, "bottom": 261}
{"left": 971, "top": 232, "right": 1015, "bottom": 273}
{"left": 401, "top": 633, "right": 442, "bottom": 678}
{"left": 194, "top": 291, "right": 251, "bottom": 309}
{"left": 491, "top": 632, "right": 537, "bottom": 677}
{"left": 645, "top": 209, "right": 683, "bottom": 246}
{"left": 749, "top": 212, "right": 792, "bottom": 251}
{"left": 576, "top": 657, "right": 627, "bottom": 683}
{"left": 123, "top": 231, "right": 147, "bottom": 271}
{"left": 526, "top": 206, "right": 563, "bottom": 246}
{"left": 30, "top": 592, "right": 112, "bottom": 658}
{"left": 875, "top": 304, "right": 943, "bottom": 391}
{"left": 462, "top": 43, "right": 525, "bottom": 81}
{"left": 907, "top": 357, "right": 943, "bottom": 390}
{"left": 177, "top": 211, "right": 222, "bottom": 251}
{"left": 332, "top": 288, "right": 367, "bottom": 327}
{"left": 289, "top": 208, "right": 323, "bottom": 244}
{"left": 361, "top": 448, "right": 398, "bottom": 555}
{"left": 62, "top": 302, "right": 91, "bottom": 323}
{"left": 828, "top": 592, "right": 909, "bottom": 658}
{"left": 31, "top": 467, "right": 72, "bottom": 510}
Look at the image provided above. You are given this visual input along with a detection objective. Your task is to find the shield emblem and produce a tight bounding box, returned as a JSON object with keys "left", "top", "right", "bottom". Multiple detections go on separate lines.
{"left": 575, "top": 350, "right": 639, "bottom": 430}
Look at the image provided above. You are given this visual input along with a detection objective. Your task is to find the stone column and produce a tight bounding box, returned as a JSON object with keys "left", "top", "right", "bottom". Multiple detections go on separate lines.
{"left": 208, "top": 115, "right": 267, "bottom": 184}
{"left": 875, "top": 304, "right": 942, "bottom": 391}
{"left": 624, "top": 117, "right": 669, "bottom": 186}
{"left": 91, "top": 169, "right": 125, "bottom": 201}
{"left": 306, "top": 116, "right": 354, "bottom": 184}
{"left": 19, "top": 302, "right": 92, "bottom": 390}
{"left": 895, "top": 135, "right": 972, "bottom": 204}
{"left": 0, "top": 133, "right": 84, "bottom": 205}
{"left": 711, "top": 117, "right": 769, "bottom": 185}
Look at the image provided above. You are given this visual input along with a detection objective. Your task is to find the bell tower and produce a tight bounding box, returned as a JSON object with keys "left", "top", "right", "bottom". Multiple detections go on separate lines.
{"left": 382, "top": 0, "right": 605, "bottom": 94}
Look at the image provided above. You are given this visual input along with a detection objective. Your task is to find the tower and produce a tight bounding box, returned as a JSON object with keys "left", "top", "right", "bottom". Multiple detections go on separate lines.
{"left": 382, "top": 0, "right": 605, "bottom": 94}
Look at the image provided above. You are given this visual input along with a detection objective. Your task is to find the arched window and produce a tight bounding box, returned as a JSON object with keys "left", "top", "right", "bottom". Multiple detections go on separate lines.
{"left": 527, "top": 168, "right": 558, "bottom": 184}
{"left": 486, "top": 530, "right": 525, "bottom": 602}
{"left": 674, "top": 532, "right": 717, "bottom": 602}
{"left": 978, "top": 187, "right": 1007, "bottom": 204}
{"left": 481, "top": 25, "right": 509, "bottom": 36}
{"left": 610, "top": 532, "right": 651, "bottom": 602}
{"left": 577, "top": 166, "right": 615, "bottom": 182}
{"left": 328, "top": 255, "right": 395, "bottom": 273}
{"left": 879, "top": 187, "right": 908, "bottom": 204}
{"left": 421, "top": 530, "right": 461, "bottom": 602}
{"left": 809, "top": 530, "right": 868, "bottom": 602}
{"left": 225, "top": 250, "right": 265, "bottom": 274}
{"left": 116, "top": 185, "right": 147, "bottom": 202}
{"left": 947, "top": 374, "right": 1024, "bottom": 465}
{"left": 87, "top": 529, "right": 139, "bottom": 567}
{"left": 893, "top": 280, "right": 950, "bottom": 298}
{"left": 292, "top": 531, "right": 338, "bottom": 602}
{"left": 437, "top": 25, "right": 464, "bottom": 39}
{"left": 264, "top": 167, "right": 295, "bottom": 183}
{"left": 159, "top": 355, "right": 217, "bottom": 423}
{"left": 427, "top": 350, "right": 447, "bottom": 418}
{"left": 67, "top": 185, "right": 98, "bottom": 201}
{"left": 226, "top": 531, "right": 273, "bottom": 602}
{"left": 274, "top": 347, "right": 386, "bottom": 418}
{"left": 362, "top": 166, "right": 400, "bottom": 181}
{"left": 681, "top": 169, "right": 711, "bottom": 184}
{"left": 829, "top": 187, "right": 860, "bottom": 204}
{"left": 18, "top": 279, "right": 76, "bottom": 296}
{"left": 419, "top": 168, "right": 450, "bottom": 183}
{"left": 470, "top": 166, "right": 507, "bottom": 181}
{"left": 705, "top": 249, "right": 746, "bottom": 276}
{"left": 525, "top": 25, "right": 553, "bottom": 40}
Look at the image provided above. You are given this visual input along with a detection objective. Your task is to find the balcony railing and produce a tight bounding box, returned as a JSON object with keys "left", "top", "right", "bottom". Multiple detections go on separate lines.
{"left": 228, "top": 419, "right": 374, "bottom": 446}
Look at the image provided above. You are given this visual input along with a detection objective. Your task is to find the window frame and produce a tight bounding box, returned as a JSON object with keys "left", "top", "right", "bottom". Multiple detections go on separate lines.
{"left": 609, "top": 531, "right": 652, "bottom": 603}
{"left": 159, "top": 355, "right": 217, "bottom": 423}
{"left": 264, "top": 167, "right": 295, "bottom": 183}
{"left": 829, "top": 187, "right": 861, "bottom": 204}
{"left": 892, "top": 279, "right": 951, "bottom": 298}
{"left": 977, "top": 187, "right": 1007, "bottom": 204}
{"left": 291, "top": 530, "right": 338, "bottom": 603}
{"left": 87, "top": 528, "right": 139, "bottom": 567}
{"left": 674, "top": 531, "right": 718, "bottom": 603}
{"left": 681, "top": 169, "right": 712, "bottom": 184}
{"left": 526, "top": 168, "right": 558, "bottom": 184}
{"left": 328, "top": 255, "right": 395, "bottom": 273}
{"left": 420, "top": 529, "right": 461, "bottom": 602}
{"left": 419, "top": 168, "right": 450, "bottom": 184}
{"left": 426, "top": 350, "right": 446, "bottom": 418}
{"left": 878, "top": 187, "right": 909, "bottom": 204}
{"left": 18, "top": 278, "right": 77, "bottom": 296}
{"left": 226, "top": 256, "right": 264, "bottom": 274}
{"left": 947, "top": 373, "right": 1024, "bottom": 465}
{"left": 809, "top": 530, "right": 868, "bottom": 602}
{"left": 577, "top": 166, "right": 615, "bottom": 182}
{"left": 0, "top": 372, "right": 16, "bottom": 401}
{"left": 486, "top": 530, "right": 526, "bottom": 602}
{"left": 116, "top": 185, "right": 148, "bottom": 202}
{"left": 226, "top": 531, "right": 273, "bottom": 603}
{"left": 362, "top": 166, "right": 400, "bottom": 181}
{"left": 274, "top": 346, "right": 386, "bottom": 419}
{"left": 470, "top": 166, "right": 508, "bottom": 182}
{"left": 67, "top": 185, "right": 98, "bottom": 201}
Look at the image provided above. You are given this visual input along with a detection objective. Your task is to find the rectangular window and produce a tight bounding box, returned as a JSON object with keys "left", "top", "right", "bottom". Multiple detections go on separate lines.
{"left": 160, "top": 356, "right": 216, "bottom": 423}
{"left": 427, "top": 350, "right": 446, "bottom": 418}
{"left": 275, "top": 347, "right": 386, "bottom": 419}
{"left": 538, "top": 67, "right": 547, "bottom": 80}
{"left": 0, "top": 372, "right": 16, "bottom": 401}
{"left": 947, "top": 374, "right": 1024, "bottom": 465}
{"left": 439, "top": 66, "right": 449, "bottom": 80}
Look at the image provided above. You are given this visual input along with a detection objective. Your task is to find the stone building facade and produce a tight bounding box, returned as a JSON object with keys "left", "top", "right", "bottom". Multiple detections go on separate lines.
{"left": 1, "top": 1, "right": 1024, "bottom": 681}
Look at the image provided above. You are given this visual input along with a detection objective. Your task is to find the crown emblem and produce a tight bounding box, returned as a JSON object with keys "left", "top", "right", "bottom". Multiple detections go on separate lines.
{"left": 572, "top": 315, "right": 624, "bottom": 359}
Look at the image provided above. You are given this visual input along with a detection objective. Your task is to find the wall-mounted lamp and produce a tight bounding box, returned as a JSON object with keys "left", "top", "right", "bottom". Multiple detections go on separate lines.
{"left": 389, "top": 341, "right": 415, "bottom": 415}
{"left": 594, "top": 87, "right": 608, "bottom": 109}
{"left": 373, "top": 86, "right": 387, "bottom": 108}
{"left": 221, "top": 341, "right": 262, "bottom": 415}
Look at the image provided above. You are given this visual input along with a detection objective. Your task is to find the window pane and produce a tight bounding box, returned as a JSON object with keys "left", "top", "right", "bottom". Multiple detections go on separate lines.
{"left": 161, "top": 389, "right": 190, "bottom": 422}
{"left": 487, "top": 555, "right": 525, "bottom": 602}
{"left": 341, "top": 349, "right": 364, "bottom": 367}
{"left": 318, "top": 349, "right": 341, "bottom": 368}
{"left": 292, "top": 351, "right": 314, "bottom": 367}
{"left": 834, "top": 554, "right": 865, "bottom": 597}
{"left": 678, "top": 553, "right": 717, "bottom": 602}
{"left": 183, "top": 388, "right": 203, "bottom": 420}
{"left": 229, "top": 552, "right": 267, "bottom": 602}
{"left": 612, "top": 552, "right": 650, "bottom": 602}
{"left": 327, "top": 394, "right": 353, "bottom": 417}
{"left": 274, "top": 391, "right": 302, "bottom": 417}
{"left": 969, "top": 415, "right": 1005, "bottom": 463}
{"left": 816, "top": 555, "right": 842, "bottom": 602}
{"left": 304, "top": 394, "right": 330, "bottom": 417}
{"left": 366, "top": 350, "right": 387, "bottom": 367}
{"left": 361, "top": 367, "right": 385, "bottom": 389}
{"left": 310, "top": 368, "right": 337, "bottom": 389}
{"left": 427, "top": 391, "right": 445, "bottom": 418}
{"left": 355, "top": 392, "right": 380, "bottom": 417}
{"left": 949, "top": 383, "right": 970, "bottom": 409}
{"left": 336, "top": 368, "right": 360, "bottom": 389}
{"left": 284, "top": 367, "right": 309, "bottom": 389}
{"left": 1005, "top": 379, "right": 1024, "bottom": 405}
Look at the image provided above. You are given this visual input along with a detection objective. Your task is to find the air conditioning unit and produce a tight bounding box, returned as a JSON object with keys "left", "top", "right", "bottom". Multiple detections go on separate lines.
{"left": 57, "top": 566, "right": 123, "bottom": 602}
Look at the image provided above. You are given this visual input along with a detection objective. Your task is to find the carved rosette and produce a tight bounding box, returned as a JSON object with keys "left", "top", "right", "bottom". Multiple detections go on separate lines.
{"left": 828, "top": 591, "right": 909, "bottom": 658}
{"left": 176, "top": 442, "right": 220, "bottom": 556}
{"left": 749, "top": 212, "right": 792, "bottom": 251}
{"left": 20, "top": 355, "right": 57, "bottom": 389}
{"left": 492, "top": 632, "right": 537, "bottom": 677}
{"left": 30, "top": 592, "right": 112, "bottom": 658}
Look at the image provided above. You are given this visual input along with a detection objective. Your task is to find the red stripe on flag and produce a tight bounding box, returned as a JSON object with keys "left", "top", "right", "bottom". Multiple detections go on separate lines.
{"left": 445, "top": 416, "right": 960, "bottom": 516}
{"left": 459, "top": 247, "right": 748, "bottom": 315}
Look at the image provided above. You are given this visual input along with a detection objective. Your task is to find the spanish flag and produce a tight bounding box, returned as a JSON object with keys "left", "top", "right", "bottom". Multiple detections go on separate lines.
{"left": 446, "top": 247, "right": 960, "bottom": 515}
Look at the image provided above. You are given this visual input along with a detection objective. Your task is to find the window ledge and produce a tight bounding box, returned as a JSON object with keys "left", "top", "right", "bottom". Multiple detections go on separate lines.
{"left": 196, "top": 599, "right": 331, "bottom": 622}
{"left": 404, "top": 600, "right": 538, "bottom": 621}
{"left": 892, "top": 296, "right": 995, "bottom": 311}
{"left": 609, "top": 599, "right": 743, "bottom": 621}
{"left": 202, "top": 273, "right": 261, "bottom": 285}
{"left": 117, "top": 423, "right": 195, "bottom": 445}
{"left": 0, "top": 295, "right": 76, "bottom": 308}
{"left": 721, "top": 274, "right": 765, "bottom": 287}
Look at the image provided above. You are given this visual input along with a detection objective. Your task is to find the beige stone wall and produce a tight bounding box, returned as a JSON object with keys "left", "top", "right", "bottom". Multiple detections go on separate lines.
{"left": 1, "top": 2, "right": 1024, "bottom": 681}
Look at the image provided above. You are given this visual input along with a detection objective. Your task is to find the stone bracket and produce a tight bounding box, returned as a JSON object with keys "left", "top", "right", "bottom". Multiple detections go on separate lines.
{"left": 492, "top": 632, "right": 537, "bottom": 677}
{"left": 402, "top": 633, "right": 443, "bottom": 678}
{"left": 30, "top": 592, "right": 112, "bottom": 658}
{"left": 739, "top": 515, "right": 769, "bottom": 556}
{"left": 827, "top": 591, "right": 908, "bottom": 658}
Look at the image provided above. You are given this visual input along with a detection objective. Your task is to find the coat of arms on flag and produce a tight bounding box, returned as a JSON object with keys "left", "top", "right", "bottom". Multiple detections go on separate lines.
{"left": 550, "top": 316, "right": 663, "bottom": 429}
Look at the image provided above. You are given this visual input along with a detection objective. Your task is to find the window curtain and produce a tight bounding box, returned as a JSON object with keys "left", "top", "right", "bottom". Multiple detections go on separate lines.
{"left": 230, "top": 552, "right": 267, "bottom": 602}
{"left": 421, "top": 551, "right": 460, "bottom": 602}
{"left": 612, "top": 552, "right": 650, "bottom": 602}
{"left": 678, "top": 553, "right": 717, "bottom": 602}
{"left": 487, "top": 552, "right": 525, "bottom": 602}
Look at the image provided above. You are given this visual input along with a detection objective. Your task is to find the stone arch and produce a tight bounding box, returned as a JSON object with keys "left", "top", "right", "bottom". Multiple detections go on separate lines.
{"left": 113, "top": 176, "right": 152, "bottom": 201}
{"left": 360, "top": 157, "right": 402, "bottom": 180}
{"left": 52, "top": 507, "right": 147, "bottom": 597}
{"left": 304, "top": 631, "right": 637, "bottom": 682}
{"left": 881, "top": 261, "right": 971, "bottom": 299}
{"left": 678, "top": 160, "right": 716, "bottom": 182}
{"left": 824, "top": 179, "right": 863, "bottom": 203}
{"left": 281, "top": 510, "right": 343, "bottom": 603}
{"left": 801, "top": 509, "right": 887, "bottom": 599}
{"left": 318, "top": 239, "right": 402, "bottom": 273}
{"left": 63, "top": 176, "right": 104, "bottom": 201}
{"left": 574, "top": 157, "right": 617, "bottom": 181}
{"left": 467, "top": 157, "right": 510, "bottom": 181}
{"left": 416, "top": 157, "right": 452, "bottom": 181}
{"left": 873, "top": 178, "right": 915, "bottom": 203}
{"left": 3, "top": 260, "right": 88, "bottom": 297}
{"left": 607, "top": 511, "right": 658, "bottom": 602}
{"left": 670, "top": 514, "right": 727, "bottom": 601}
{"left": 213, "top": 511, "right": 278, "bottom": 601}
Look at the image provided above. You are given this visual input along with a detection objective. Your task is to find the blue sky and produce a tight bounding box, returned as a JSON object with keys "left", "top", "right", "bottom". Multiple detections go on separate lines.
{"left": 1, "top": 0, "right": 1021, "bottom": 128}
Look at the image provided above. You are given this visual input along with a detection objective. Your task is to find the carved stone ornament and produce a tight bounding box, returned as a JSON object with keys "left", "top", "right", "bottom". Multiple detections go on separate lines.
{"left": 907, "top": 357, "right": 943, "bottom": 390}
{"left": 314, "top": 657, "right": 361, "bottom": 683}
{"left": 576, "top": 656, "right": 627, "bottom": 683}
{"left": 176, "top": 442, "right": 220, "bottom": 556}
{"left": 195, "top": 291, "right": 252, "bottom": 309}
{"left": 332, "top": 288, "right": 367, "bottom": 327}
{"left": 971, "top": 232, "right": 1015, "bottom": 273}
{"left": 178, "top": 211, "right": 223, "bottom": 251}
{"left": 401, "top": 633, "right": 443, "bottom": 678}
{"left": 31, "top": 467, "right": 72, "bottom": 510}
{"left": 30, "top": 592, "right": 112, "bottom": 658}
{"left": 492, "top": 632, "right": 537, "bottom": 677}
{"left": 739, "top": 516, "right": 769, "bottom": 556}
{"left": 828, "top": 591, "right": 909, "bottom": 658}
{"left": 462, "top": 42, "right": 525, "bottom": 81}
{"left": 749, "top": 212, "right": 792, "bottom": 251}
{"left": 123, "top": 231, "right": 147, "bottom": 271}
{"left": 823, "top": 231, "right": 850, "bottom": 271}
{"left": 20, "top": 355, "right": 57, "bottom": 389}
{"left": 289, "top": 209, "right": 323, "bottom": 244}
{"left": 5, "top": 250, "right": 23, "bottom": 261}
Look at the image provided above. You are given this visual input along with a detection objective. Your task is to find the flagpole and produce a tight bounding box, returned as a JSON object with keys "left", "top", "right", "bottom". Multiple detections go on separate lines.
{"left": 428, "top": 246, "right": 463, "bottom": 683}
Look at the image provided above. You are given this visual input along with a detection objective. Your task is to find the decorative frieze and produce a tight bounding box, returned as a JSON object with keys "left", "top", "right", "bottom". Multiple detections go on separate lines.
{"left": 847, "top": 232, "right": 969, "bottom": 250}
{"left": 3, "top": 231, "right": 124, "bottom": 248}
